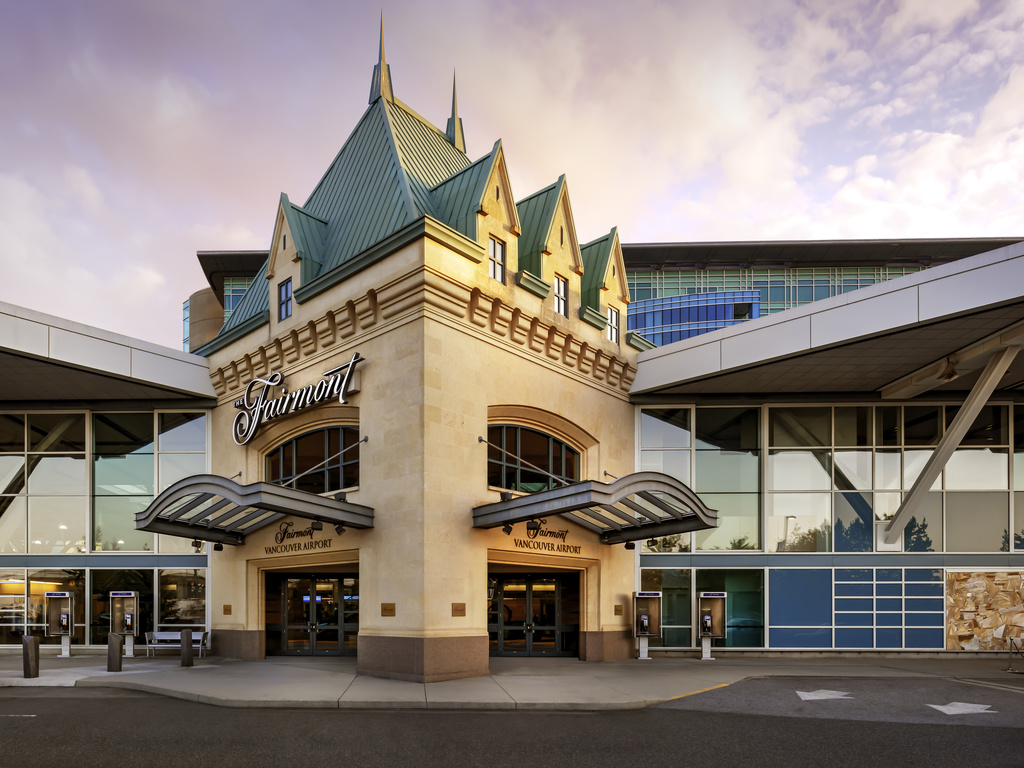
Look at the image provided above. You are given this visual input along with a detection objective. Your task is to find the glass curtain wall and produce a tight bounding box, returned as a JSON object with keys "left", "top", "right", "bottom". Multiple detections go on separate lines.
{"left": 0, "top": 410, "right": 208, "bottom": 645}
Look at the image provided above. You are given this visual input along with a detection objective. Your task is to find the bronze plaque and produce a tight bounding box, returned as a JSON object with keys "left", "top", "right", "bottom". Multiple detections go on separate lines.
{"left": 614, "top": 604, "right": 623, "bottom": 616}
{"left": 381, "top": 602, "right": 396, "bottom": 617}
{"left": 223, "top": 604, "right": 232, "bottom": 616}
{"left": 451, "top": 602, "right": 466, "bottom": 617}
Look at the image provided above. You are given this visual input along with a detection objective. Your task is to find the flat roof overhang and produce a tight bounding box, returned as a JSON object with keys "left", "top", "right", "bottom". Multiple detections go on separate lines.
{"left": 0, "top": 301, "right": 215, "bottom": 404}
{"left": 473, "top": 471, "right": 717, "bottom": 545}
{"left": 622, "top": 237, "right": 1023, "bottom": 271}
{"left": 136, "top": 475, "right": 374, "bottom": 545}
{"left": 632, "top": 240, "right": 1024, "bottom": 399}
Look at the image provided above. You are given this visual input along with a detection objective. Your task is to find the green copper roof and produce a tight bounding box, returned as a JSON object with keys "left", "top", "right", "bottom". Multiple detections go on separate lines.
{"left": 580, "top": 226, "right": 618, "bottom": 315}
{"left": 431, "top": 141, "right": 499, "bottom": 240}
{"left": 515, "top": 176, "right": 562, "bottom": 279}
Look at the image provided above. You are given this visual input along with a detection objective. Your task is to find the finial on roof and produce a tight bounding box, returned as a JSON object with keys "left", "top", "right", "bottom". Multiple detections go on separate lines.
{"left": 445, "top": 71, "right": 466, "bottom": 153}
{"left": 368, "top": 14, "right": 395, "bottom": 104}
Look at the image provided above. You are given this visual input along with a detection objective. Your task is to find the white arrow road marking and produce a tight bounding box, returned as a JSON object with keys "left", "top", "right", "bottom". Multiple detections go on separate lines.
{"left": 928, "top": 702, "right": 997, "bottom": 715}
{"left": 796, "top": 690, "right": 852, "bottom": 701}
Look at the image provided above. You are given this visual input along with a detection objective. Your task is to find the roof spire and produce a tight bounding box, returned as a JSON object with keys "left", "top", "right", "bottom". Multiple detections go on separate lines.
{"left": 445, "top": 71, "right": 466, "bottom": 153}
{"left": 368, "top": 14, "right": 394, "bottom": 104}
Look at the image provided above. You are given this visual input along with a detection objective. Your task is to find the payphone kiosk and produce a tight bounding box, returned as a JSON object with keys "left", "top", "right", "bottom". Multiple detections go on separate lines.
{"left": 633, "top": 591, "right": 662, "bottom": 660}
{"left": 698, "top": 591, "right": 726, "bottom": 661}
{"left": 110, "top": 591, "right": 139, "bottom": 657}
{"left": 44, "top": 592, "right": 73, "bottom": 658}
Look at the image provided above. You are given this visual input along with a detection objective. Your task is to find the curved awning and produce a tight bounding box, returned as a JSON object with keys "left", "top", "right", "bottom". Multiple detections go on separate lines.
{"left": 136, "top": 474, "right": 374, "bottom": 546}
{"left": 472, "top": 471, "right": 717, "bottom": 545}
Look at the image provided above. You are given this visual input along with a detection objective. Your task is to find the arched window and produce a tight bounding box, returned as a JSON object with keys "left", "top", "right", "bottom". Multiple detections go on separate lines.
{"left": 487, "top": 425, "right": 580, "bottom": 492}
{"left": 265, "top": 427, "right": 360, "bottom": 494}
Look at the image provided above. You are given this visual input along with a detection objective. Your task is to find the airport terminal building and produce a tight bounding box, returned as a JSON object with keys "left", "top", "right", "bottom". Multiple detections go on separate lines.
{"left": 2, "top": 38, "right": 1022, "bottom": 673}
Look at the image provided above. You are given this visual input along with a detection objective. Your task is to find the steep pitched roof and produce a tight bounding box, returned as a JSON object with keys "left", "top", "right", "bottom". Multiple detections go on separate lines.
{"left": 515, "top": 179, "right": 561, "bottom": 278}
{"left": 580, "top": 226, "right": 630, "bottom": 314}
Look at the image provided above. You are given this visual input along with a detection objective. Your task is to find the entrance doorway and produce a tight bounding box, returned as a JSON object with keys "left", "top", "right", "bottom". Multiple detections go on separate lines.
{"left": 488, "top": 573, "right": 579, "bottom": 656}
{"left": 264, "top": 573, "right": 358, "bottom": 656}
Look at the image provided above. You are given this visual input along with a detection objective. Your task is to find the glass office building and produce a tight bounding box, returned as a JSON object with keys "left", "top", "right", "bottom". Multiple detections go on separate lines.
{"left": 624, "top": 239, "right": 1023, "bottom": 344}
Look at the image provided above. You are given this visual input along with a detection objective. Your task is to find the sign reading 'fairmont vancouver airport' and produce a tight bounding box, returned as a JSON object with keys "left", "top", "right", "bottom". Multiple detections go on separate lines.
{"left": 232, "top": 352, "right": 364, "bottom": 445}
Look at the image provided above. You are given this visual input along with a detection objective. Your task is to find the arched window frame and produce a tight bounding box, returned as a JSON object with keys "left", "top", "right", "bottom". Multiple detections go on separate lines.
{"left": 264, "top": 426, "right": 361, "bottom": 494}
{"left": 486, "top": 425, "right": 581, "bottom": 493}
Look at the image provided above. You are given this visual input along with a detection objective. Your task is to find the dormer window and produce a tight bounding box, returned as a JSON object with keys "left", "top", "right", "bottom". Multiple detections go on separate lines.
{"left": 278, "top": 278, "right": 293, "bottom": 321}
{"left": 488, "top": 237, "right": 506, "bottom": 284}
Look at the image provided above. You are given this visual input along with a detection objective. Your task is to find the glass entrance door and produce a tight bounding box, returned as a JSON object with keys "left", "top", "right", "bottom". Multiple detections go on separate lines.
{"left": 488, "top": 574, "right": 579, "bottom": 657}
{"left": 265, "top": 574, "right": 358, "bottom": 656}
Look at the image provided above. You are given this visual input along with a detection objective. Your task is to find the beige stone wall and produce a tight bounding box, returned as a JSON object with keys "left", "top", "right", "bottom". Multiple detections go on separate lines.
{"left": 203, "top": 209, "right": 639, "bottom": 671}
{"left": 946, "top": 571, "right": 1024, "bottom": 651}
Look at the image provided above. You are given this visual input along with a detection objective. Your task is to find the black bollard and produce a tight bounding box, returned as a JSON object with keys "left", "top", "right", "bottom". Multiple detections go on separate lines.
{"left": 107, "top": 633, "right": 124, "bottom": 672}
{"left": 22, "top": 635, "right": 40, "bottom": 679}
{"left": 180, "top": 629, "right": 193, "bottom": 667}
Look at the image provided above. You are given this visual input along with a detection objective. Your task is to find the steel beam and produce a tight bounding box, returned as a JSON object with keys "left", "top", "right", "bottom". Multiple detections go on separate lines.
{"left": 884, "top": 344, "right": 1020, "bottom": 544}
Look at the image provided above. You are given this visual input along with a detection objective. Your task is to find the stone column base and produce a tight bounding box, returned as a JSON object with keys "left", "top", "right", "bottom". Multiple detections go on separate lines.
{"left": 357, "top": 635, "right": 490, "bottom": 682}
{"left": 580, "top": 629, "right": 632, "bottom": 661}
{"left": 211, "top": 629, "right": 264, "bottom": 660}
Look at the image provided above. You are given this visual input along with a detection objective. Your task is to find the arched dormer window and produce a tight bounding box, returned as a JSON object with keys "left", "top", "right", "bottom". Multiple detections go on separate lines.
{"left": 487, "top": 425, "right": 580, "bottom": 493}
{"left": 265, "top": 426, "right": 360, "bottom": 494}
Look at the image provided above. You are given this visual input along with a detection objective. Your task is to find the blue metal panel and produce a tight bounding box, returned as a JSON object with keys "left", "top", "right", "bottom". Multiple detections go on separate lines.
{"left": 836, "top": 628, "right": 873, "bottom": 647}
{"left": 769, "top": 569, "right": 831, "bottom": 626}
{"left": 770, "top": 627, "right": 832, "bottom": 648}
{"left": 904, "top": 628, "right": 944, "bottom": 648}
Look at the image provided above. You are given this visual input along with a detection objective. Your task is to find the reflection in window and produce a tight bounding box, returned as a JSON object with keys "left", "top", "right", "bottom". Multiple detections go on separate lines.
{"left": 159, "top": 568, "right": 206, "bottom": 628}
{"left": 266, "top": 427, "right": 360, "bottom": 493}
{"left": 28, "top": 497, "right": 86, "bottom": 553}
{"left": 640, "top": 568, "right": 691, "bottom": 647}
{"left": 486, "top": 425, "right": 579, "bottom": 492}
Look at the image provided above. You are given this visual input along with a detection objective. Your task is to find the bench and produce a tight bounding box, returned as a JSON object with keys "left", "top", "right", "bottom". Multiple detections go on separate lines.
{"left": 144, "top": 630, "right": 209, "bottom": 658}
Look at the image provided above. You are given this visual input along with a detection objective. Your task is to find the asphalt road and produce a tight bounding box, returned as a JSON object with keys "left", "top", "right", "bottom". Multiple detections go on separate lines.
{"left": 1, "top": 680, "right": 1021, "bottom": 768}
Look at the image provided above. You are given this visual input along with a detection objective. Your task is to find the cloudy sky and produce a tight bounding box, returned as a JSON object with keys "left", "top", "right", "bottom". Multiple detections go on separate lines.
{"left": 2, "top": 0, "right": 1023, "bottom": 349}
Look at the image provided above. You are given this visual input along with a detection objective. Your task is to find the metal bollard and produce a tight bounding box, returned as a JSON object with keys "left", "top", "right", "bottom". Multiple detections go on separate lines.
{"left": 22, "top": 635, "right": 40, "bottom": 679}
{"left": 107, "top": 633, "right": 124, "bottom": 672}
{"left": 180, "top": 629, "right": 193, "bottom": 667}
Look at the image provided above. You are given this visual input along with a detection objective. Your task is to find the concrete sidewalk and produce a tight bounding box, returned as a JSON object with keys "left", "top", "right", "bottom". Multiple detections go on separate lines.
{"left": 1, "top": 651, "right": 1021, "bottom": 710}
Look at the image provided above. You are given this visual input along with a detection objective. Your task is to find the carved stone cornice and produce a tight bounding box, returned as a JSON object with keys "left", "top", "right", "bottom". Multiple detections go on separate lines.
{"left": 209, "top": 264, "right": 636, "bottom": 400}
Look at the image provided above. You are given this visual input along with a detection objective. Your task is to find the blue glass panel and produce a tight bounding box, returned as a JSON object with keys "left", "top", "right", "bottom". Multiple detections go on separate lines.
{"left": 905, "top": 598, "right": 943, "bottom": 612}
{"left": 905, "top": 583, "right": 942, "bottom": 597}
{"left": 876, "top": 583, "right": 901, "bottom": 596}
{"left": 877, "top": 569, "right": 902, "bottom": 581}
{"left": 875, "top": 598, "right": 902, "bottom": 612}
{"left": 876, "top": 628, "right": 903, "bottom": 648}
{"left": 770, "top": 627, "right": 832, "bottom": 648}
{"left": 905, "top": 568, "right": 942, "bottom": 582}
{"left": 769, "top": 570, "right": 831, "bottom": 626}
{"left": 904, "top": 628, "right": 944, "bottom": 648}
{"left": 835, "top": 597, "right": 872, "bottom": 612}
{"left": 835, "top": 568, "right": 872, "bottom": 582}
{"left": 835, "top": 613, "right": 872, "bottom": 626}
{"left": 876, "top": 613, "right": 902, "bottom": 626}
{"left": 835, "top": 628, "right": 873, "bottom": 648}
{"left": 835, "top": 583, "right": 872, "bottom": 596}
{"left": 905, "top": 612, "right": 943, "bottom": 627}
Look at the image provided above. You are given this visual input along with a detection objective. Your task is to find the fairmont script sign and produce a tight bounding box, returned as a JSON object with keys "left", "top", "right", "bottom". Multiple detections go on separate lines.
{"left": 232, "top": 352, "right": 364, "bottom": 445}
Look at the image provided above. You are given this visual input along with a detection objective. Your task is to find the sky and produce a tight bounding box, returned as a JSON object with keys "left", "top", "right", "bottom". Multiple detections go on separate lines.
{"left": 2, "top": 0, "right": 1024, "bottom": 349}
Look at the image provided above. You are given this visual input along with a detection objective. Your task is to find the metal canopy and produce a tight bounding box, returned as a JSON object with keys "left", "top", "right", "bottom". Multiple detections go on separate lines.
{"left": 472, "top": 471, "right": 717, "bottom": 545}
{"left": 136, "top": 474, "right": 374, "bottom": 546}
